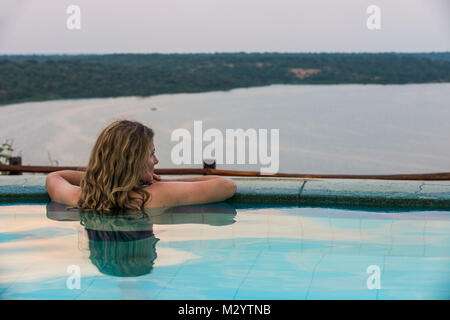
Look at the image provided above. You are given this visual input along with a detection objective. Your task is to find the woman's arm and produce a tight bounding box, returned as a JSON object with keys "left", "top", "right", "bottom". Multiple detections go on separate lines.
{"left": 147, "top": 177, "right": 237, "bottom": 208}
{"left": 48, "top": 170, "right": 86, "bottom": 186}
{"left": 45, "top": 170, "right": 84, "bottom": 206}
{"left": 158, "top": 175, "right": 224, "bottom": 182}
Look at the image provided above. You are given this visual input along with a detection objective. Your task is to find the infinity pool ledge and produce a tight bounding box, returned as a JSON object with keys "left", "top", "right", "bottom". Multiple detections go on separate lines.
{"left": 1, "top": 175, "right": 450, "bottom": 209}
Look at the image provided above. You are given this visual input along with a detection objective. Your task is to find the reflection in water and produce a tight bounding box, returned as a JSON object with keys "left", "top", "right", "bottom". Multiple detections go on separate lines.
{"left": 46, "top": 202, "right": 237, "bottom": 277}
{"left": 80, "top": 211, "right": 158, "bottom": 277}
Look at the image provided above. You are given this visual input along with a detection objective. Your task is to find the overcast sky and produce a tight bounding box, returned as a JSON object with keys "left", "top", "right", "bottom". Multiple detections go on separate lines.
{"left": 0, "top": 0, "right": 448, "bottom": 54}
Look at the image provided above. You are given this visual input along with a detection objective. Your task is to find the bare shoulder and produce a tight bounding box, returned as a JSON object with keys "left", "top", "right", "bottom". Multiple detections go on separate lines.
{"left": 142, "top": 182, "right": 175, "bottom": 208}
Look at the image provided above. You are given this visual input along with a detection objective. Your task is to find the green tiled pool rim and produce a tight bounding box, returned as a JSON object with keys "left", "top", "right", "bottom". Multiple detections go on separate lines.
{"left": 1, "top": 175, "right": 450, "bottom": 210}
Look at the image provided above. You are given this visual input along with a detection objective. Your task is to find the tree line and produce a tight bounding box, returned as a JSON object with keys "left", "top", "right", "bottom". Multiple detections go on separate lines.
{"left": 0, "top": 52, "right": 449, "bottom": 105}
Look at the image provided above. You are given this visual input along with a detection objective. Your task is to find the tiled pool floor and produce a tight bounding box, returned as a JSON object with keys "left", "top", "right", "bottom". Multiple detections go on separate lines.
{"left": 0, "top": 203, "right": 449, "bottom": 299}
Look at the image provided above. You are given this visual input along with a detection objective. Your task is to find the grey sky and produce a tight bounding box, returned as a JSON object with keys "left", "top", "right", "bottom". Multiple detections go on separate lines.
{"left": 0, "top": 0, "right": 448, "bottom": 54}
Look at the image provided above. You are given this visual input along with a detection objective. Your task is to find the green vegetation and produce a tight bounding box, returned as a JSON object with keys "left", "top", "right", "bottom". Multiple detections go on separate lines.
{"left": 0, "top": 52, "right": 449, "bottom": 105}
{"left": 401, "top": 52, "right": 450, "bottom": 62}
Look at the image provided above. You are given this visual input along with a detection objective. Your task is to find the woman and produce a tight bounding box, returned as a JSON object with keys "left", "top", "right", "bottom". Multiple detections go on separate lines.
{"left": 45, "top": 120, "right": 237, "bottom": 212}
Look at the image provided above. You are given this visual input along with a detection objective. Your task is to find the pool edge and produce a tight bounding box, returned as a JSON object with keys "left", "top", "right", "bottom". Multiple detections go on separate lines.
{"left": 1, "top": 175, "right": 450, "bottom": 209}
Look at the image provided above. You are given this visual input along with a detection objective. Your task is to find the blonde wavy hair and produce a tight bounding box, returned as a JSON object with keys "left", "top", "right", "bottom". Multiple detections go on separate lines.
{"left": 78, "top": 120, "right": 154, "bottom": 213}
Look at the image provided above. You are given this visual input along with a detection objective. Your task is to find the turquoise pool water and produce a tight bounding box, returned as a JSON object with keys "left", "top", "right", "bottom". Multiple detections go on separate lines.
{"left": 0, "top": 202, "right": 449, "bottom": 300}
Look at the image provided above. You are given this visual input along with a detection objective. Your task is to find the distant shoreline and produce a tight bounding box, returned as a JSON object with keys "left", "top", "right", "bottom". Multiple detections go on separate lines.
{"left": 1, "top": 52, "right": 449, "bottom": 106}
{"left": 2, "top": 82, "right": 450, "bottom": 109}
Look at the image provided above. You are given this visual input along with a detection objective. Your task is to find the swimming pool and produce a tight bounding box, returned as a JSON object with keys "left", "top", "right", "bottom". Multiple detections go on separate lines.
{"left": 0, "top": 176, "right": 449, "bottom": 300}
{"left": 0, "top": 200, "right": 449, "bottom": 300}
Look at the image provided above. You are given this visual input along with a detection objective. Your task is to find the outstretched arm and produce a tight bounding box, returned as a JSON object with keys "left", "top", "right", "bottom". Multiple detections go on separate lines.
{"left": 56, "top": 170, "right": 85, "bottom": 186}
{"left": 156, "top": 175, "right": 225, "bottom": 182}
{"left": 148, "top": 176, "right": 237, "bottom": 208}
{"left": 45, "top": 170, "right": 84, "bottom": 205}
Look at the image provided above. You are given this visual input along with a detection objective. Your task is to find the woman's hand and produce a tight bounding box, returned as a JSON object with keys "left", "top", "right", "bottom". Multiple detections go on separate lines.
{"left": 140, "top": 173, "right": 161, "bottom": 185}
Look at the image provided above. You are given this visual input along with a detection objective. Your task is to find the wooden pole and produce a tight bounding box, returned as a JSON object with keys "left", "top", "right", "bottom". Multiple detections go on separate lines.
{"left": 1, "top": 164, "right": 450, "bottom": 180}
{"left": 8, "top": 157, "right": 22, "bottom": 175}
